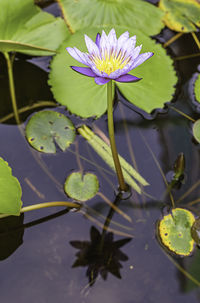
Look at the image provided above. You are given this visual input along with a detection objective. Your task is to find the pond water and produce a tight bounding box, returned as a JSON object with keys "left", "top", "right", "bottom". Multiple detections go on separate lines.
{"left": 1, "top": 1, "right": 200, "bottom": 302}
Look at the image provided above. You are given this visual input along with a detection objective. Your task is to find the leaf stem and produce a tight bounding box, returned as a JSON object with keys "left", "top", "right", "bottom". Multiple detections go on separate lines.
{"left": 21, "top": 201, "right": 81, "bottom": 213}
{"left": 107, "top": 80, "right": 127, "bottom": 192}
{"left": 3, "top": 52, "right": 20, "bottom": 124}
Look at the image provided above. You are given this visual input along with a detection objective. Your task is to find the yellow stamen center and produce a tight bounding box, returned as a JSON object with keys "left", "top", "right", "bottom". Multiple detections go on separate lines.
{"left": 93, "top": 51, "right": 130, "bottom": 75}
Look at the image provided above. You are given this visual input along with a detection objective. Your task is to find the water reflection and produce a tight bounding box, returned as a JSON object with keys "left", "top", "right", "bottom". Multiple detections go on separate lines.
{"left": 70, "top": 225, "right": 131, "bottom": 286}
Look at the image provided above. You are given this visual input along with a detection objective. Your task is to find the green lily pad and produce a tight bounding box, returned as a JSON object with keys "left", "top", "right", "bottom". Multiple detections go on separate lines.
{"left": 49, "top": 26, "right": 177, "bottom": 118}
{"left": 194, "top": 74, "right": 200, "bottom": 103}
{"left": 64, "top": 172, "right": 99, "bottom": 201}
{"left": 0, "top": 0, "right": 68, "bottom": 56}
{"left": 57, "top": 0, "right": 164, "bottom": 36}
{"left": 158, "top": 208, "right": 195, "bottom": 256}
{"left": 0, "top": 157, "right": 22, "bottom": 217}
{"left": 192, "top": 119, "right": 200, "bottom": 143}
{"left": 26, "top": 110, "right": 76, "bottom": 153}
{"left": 159, "top": 0, "right": 200, "bottom": 32}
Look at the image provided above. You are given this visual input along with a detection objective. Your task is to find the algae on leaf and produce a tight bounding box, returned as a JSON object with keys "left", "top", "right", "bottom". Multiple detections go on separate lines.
{"left": 0, "top": 0, "right": 68, "bottom": 56}
{"left": 159, "top": 0, "right": 200, "bottom": 32}
{"left": 158, "top": 208, "right": 195, "bottom": 256}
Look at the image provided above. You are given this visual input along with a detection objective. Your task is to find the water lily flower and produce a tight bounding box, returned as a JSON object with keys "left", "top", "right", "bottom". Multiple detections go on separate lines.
{"left": 66, "top": 28, "right": 154, "bottom": 85}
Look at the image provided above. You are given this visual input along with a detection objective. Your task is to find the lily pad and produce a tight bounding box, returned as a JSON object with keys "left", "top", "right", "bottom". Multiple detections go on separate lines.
{"left": 192, "top": 119, "right": 200, "bottom": 143}
{"left": 57, "top": 0, "right": 164, "bottom": 36}
{"left": 26, "top": 110, "right": 76, "bottom": 153}
{"left": 0, "top": 0, "right": 68, "bottom": 56}
{"left": 0, "top": 157, "right": 22, "bottom": 217}
{"left": 64, "top": 172, "right": 99, "bottom": 201}
{"left": 194, "top": 74, "right": 200, "bottom": 103}
{"left": 159, "top": 0, "right": 200, "bottom": 32}
{"left": 158, "top": 208, "right": 195, "bottom": 256}
{"left": 49, "top": 26, "right": 177, "bottom": 118}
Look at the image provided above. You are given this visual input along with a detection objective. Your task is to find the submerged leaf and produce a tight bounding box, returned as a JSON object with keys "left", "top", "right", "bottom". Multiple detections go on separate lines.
{"left": 64, "top": 172, "right": 99, "bottom": 201}
{"left": 158, "top": 208, "right": 195, "bottom": 256}
{"left": 0, "top": 158, "right": 22, "bottom": 217}
{"left": 159, "top": 0, "right": 200, "bottom": 32}
{"left": 26, "top": 110, "right": 76, "bottom": 153}
{"left": 57, "top": 0, "right": 164, "bottom": 36}
{"left": 0, "top": 0, "right": 68, "bottom": 55}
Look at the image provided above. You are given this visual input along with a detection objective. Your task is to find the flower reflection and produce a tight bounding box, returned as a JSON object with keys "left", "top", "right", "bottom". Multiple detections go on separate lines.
{"left": 70, "top": 225, "right": 131, "bottom": 286}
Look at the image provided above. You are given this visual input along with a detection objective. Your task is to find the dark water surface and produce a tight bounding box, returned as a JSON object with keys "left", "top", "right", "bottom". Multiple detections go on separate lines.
{"left": 1, "top": 1, "right": 200, "bottom": 302}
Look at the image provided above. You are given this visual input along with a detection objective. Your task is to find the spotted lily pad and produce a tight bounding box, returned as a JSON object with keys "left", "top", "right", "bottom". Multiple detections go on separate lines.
{"left": 0, "top": 157, "right": 22, "bottom": 217}
{"left": 26, "top": 110, "right": 76, "bottom": 153}
{"left": 192, "top": 119, "right": 200, "bottom": 143}
{"left": 159, "top": 0, "right": 200, "bottom": 32}
{"left": 49, "top": 26, "right": 177, "bottom": 118}
{"left": 57, "top": 0, "right": 164, "bottom": 36}
{"left": 0, "top": 0, "right": 68, "bottom": 56}
{"left": 158, "top": 208, "right": 195, "bottom": 256}
{"left": 64, "top": 172, "right": 99, "bottom": 201}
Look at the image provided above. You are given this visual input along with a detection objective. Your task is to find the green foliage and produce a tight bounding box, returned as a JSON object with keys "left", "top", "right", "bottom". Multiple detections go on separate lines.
{"left": 0, "top": 158, "right": 22, "bottom": 217}
{"left": 0, "top": 0, "right": 68, "bottom": 55}
{"left": 57, "top": 0, "right": 164, "bottom": 36}
{"left": 49, "top": 26, "right": 177, "bottom": 117}
{"left": 194, "top": 74, "right": 200, "bottom": 103}
{"left": 192, "top": 119, "right": 200, "bottom": 143}
{"left": 159, "top": 0, "right": 200, "bottom": 32}
{"left": 64, "top": 172, "right": 99, "bottom": 201}
{"left": 26, "top": 110, "right": 76, "bottom": 153}
{"left": 158, "top": 208, "right": 195, "bottom": 256}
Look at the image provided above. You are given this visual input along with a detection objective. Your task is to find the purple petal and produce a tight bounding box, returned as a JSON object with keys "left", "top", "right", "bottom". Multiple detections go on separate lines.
{"left": 115, "top": 74, "right": 142, "bottom": 83}
{"left": 66, "top": 47, "right": 89, "bottom": 66}
{"left": 84, "top": 34, "right": 100, "bottom": 56}
{"left": 131, "top": 52, "right": 154, "bottom": 69}
{"left": 95, "top": 77, "right": 110, "bottom": 85}
{"left": 95, "top": 33, "right": 101, "bottom": 47}
{"left": 71, "top": 66, "right": 96, "bottom": 77}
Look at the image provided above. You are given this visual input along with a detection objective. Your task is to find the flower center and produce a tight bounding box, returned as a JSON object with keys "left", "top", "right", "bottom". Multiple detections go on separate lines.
{"left": 93, "top": 51, "right": 129, "bottom": 75}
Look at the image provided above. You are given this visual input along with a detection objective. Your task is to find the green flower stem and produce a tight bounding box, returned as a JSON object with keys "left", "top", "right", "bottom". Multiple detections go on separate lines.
{"left": 3, "top": 52, "right": 20, "bottom": 124}
{"left": 107, "top": 80, "right": 127, "bottom": 192}
{"left": 21, "top": 201, "right": 81, "bottom": 213}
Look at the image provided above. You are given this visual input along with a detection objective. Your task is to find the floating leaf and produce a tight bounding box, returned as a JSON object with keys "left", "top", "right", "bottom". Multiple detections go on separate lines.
{"left": 49, "top": 26, "right": 177, "bottom": 118}
{"left": 192, "top": 119, "right": 200, "bottom": 143}
{"left": 158, "top": 208, "right": 195, "bottom": 256}
{"left": 64, "top": 172, "right": 99, "bottom": 201}
{"left": 0, "top": 0, "right": 68, "bottom": 55}
{"left": 26, "top": 110, "right": 76, "bottom": 153}
{"left": 57, "top": 0, "right": 164, "bottom": 36}
{"left": 0, "top": 157, "right": 22, "bottom": 217}
{"left": 194, "top": 74, "right": 200, "bottom": 103}
{"left": 159, "top": 0, "right": 200, "bottom": 32}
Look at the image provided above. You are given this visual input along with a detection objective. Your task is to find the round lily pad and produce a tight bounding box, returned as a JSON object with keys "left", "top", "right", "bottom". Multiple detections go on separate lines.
{"left": 0, "top": 157, "right": 22, "bottom": 217}
{"left": 64, "top": 172, "right": 99, "bottom": 201}
{"left": 158, "top": 208, "right": 195, "bottom": 256}
{"left": 49, "top": 26, "right": 177, "bottom": 118}
{"left": 192, "top": 119, "right": 200, "bottom": 143}
{"left": 57, "top": 0, "right": 164, "bottom": 36}
{"left": 26, "top": 110, "right": 76, "bottom": 153}
{"left": 159, "top": 0, "right": 200, "bottom": 32}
